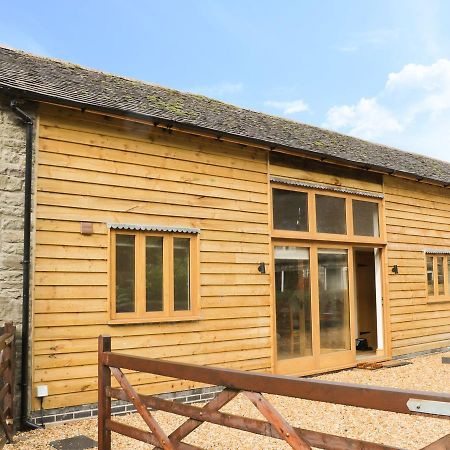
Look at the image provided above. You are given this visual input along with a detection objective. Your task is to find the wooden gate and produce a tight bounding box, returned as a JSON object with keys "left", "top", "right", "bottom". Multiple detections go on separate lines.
{"left": 0, "top": 322, "right": 15, "bottom": 448}
{"left": 98, "top": 335, "right": 450, "bottom": 450}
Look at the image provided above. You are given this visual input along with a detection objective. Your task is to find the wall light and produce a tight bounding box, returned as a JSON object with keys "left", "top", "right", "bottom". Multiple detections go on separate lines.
{"left": 258, "top": 262, "right": 266, "bottom": 274}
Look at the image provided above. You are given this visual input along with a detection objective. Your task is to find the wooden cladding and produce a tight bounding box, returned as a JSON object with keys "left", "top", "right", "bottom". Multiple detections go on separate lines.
{"left": 384, "top": 177, "right": 450, "bottom": 356}
{"left": 33, "top": 105, "right": 271, "bottom": 410}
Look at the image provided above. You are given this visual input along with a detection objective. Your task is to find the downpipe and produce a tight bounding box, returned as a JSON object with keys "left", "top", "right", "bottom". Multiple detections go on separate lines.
{"left": 10, "top": 100, "right": 42, "bottom": 430}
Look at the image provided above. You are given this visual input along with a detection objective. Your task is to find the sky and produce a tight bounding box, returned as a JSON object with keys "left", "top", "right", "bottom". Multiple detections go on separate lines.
{"left": 1, "top": 0, "right": 450, "bottom": 162}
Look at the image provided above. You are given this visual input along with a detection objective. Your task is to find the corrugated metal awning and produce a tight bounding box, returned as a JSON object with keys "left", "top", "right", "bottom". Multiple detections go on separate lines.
{"left": 270, "top": 176, "right": 384, "bottom": 199}
{"left": 108, "top": 223, "right": 200, "bottom": 234}
{"left": 424, "top": 249, "right": 450, "bottom": 255}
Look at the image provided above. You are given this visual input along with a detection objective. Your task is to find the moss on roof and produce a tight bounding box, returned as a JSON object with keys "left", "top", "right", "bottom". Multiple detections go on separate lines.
{"left": 0, "top": 45, "right": 449, "bottom": 185}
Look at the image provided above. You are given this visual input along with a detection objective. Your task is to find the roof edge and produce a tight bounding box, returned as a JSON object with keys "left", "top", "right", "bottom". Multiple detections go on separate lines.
{"left": 3, "top": 84, "right": 449, "bottom": 189}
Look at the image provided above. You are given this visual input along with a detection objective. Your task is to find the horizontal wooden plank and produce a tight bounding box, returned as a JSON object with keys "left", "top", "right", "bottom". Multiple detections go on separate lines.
{"left": 34, "top": 299, "right": 106, "bottom": 313}
{"left": 392, "top": 339, "right": 450, "bottom": 357}
{"left": 34, "top": 347, "right": 271, "bottom": 382}
{"left": 34, "top": 337, "right": 271, "bottom": 370}
{"left": 384, "top": 181, "right": 450, "bottom": 207}
{"left": 34, "top": 326, "right": 271, "bottom": 355}
{"left": 200, "top": 241, "right": 269, "bottom": 254}
{"left": 391, "top": 315, "right": 450, "bottom": 332}
{"left": 39, "top": 137, "right": 267, "bottom": 183}
{"left": 33, "top": 316, "right": 270, "bottom": 340}
{"left": 35, "top": 285, "right": 108, "bottom": 300}
{"left": 38, "top": 164, "right": 268, "bottom": 205}
{"left": 38, "top": 150, "right": 268, "bottom": 194}
{"left": 36, "top": 206, "right": 270, "bottom": 235}
{"left": 391, "top": 323, "right": 450, "bottom": 340}
{"left": 38, "top": 176, "right": 268, "bottom": 215}
{"left": 35, "top": 258, "right": 107, "bottom": 273}
{"left": 37, "top": 191, "right": 268, "bottom": 225}
{"left": 35, "top": 244, "right": 107, "bottom": 260}
{"left": 34, "top": 305, "right": 270, "bottom": 328}
{"left": 36, "top": 271, "right": 100, "bottom": 288}
{"left": 386, "top": 225, "right": 450, "bottom": 240}
{"left": 391, "top": 332, "right": 450, "bottom": 349}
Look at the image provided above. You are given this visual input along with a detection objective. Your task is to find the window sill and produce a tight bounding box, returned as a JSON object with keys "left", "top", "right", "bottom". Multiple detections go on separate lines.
{"left": 108, "top": 315, "right": 201, "bottom": 325}
{"left": 271, "top": 229, "right": 386, "bottom": 245}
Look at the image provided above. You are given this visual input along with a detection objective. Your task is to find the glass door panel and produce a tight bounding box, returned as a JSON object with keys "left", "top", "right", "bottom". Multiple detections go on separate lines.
{"left": 274, "top": 246, "right": 312, "bottom": 360}
{"left": 318, "top": 249, "right": 351, "bottom": 354}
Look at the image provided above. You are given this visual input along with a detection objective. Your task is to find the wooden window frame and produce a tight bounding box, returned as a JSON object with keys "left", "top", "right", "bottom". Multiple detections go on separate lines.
{"left": 425, "top": 254, "right": 450, "bottom": 303}
{"left": 271, "top": 183, "right": 386, "bottom": 245}
{"left": 109, "top": 230, "right": 200, "bottom": 324}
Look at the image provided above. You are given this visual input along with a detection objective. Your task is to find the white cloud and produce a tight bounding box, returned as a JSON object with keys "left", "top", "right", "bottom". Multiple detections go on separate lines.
{"left": 386, "top": 59, "right": 450, "bottom": 118}
{"left": 190, "top": 82, "right": 243, "bottom": 97}
{"left": 264, "top": 99, "right": 309, "bottom": 115}
{"left": 324, "top": 59, "right": 450, "bottom": 161}
{"left": 386, "top": 59, "right": 450, "bottom": 92}
{"left": 325, "top": 97, "right": 402, "bottom": 140}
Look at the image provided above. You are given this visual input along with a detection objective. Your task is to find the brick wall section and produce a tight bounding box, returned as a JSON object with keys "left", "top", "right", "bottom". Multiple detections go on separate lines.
{"left": 29, "top": 386, "right": 224, "bottom": 425}
{"left": 0, "top": 95, "right": 36, "bottom": 420}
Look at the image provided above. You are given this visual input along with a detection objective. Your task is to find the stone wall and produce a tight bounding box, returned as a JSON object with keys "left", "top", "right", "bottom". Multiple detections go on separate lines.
{"left": 0, "top": 94, "right": 35, "bottom": 421}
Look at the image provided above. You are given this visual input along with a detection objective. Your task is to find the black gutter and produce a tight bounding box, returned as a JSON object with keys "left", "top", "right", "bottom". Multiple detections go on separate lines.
{"left": 10, "top": 100, "right": 41, "bottom": 430}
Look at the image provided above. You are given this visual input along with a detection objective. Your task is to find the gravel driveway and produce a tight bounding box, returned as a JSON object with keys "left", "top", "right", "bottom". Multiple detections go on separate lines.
{"left": 7, "top": 351, "right": 450, "bottom": 449}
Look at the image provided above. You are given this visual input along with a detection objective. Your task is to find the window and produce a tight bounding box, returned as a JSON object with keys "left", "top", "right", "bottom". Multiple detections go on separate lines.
{"left": 318, "top": 249, "right": 350, "bottom": 353}
{"left": 352, "top": 200, "right": 379, "bottom": 237}
{"left": 426, "top": 253, "right": 450, "bottom": 301}
{"left": 111, "top": 229, "right": 198, "bottom": 321}
{"left": 273, "top": 189, "right": 308, "bottom": 231}
{"left": 274, "top": 246, "right": 312, "bottom": 359}
{"left": 271, "top": 185, "right": 383, "bottom": 242}
{"left": 315, "top": 195, "right": 346, "bottom": 234}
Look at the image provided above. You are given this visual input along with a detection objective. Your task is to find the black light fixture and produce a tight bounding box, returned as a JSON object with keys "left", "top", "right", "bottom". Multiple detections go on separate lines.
{"left": 392, "top": 264, "right": 399, "bottom": 274}
{"left": 258, "top": 262, "right": 266, "bottom": 274}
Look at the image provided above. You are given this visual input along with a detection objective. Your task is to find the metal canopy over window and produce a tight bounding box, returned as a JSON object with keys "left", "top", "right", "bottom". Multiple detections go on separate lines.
{"left": 108, "top": 223, "right": 201, "bottom": 234}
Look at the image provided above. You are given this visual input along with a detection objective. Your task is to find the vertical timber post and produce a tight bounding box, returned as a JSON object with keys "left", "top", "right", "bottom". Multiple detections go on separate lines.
{"left": 4, "top": 322, "right": 15, "bottom": 439}
{"left": 98, "top": 335, "right": 111, "bottom": 450}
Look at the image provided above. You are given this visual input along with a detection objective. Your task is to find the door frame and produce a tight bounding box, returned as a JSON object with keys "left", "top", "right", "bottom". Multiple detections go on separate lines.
{"left": 272, "top": 241, "right": 357, "bottom": 375}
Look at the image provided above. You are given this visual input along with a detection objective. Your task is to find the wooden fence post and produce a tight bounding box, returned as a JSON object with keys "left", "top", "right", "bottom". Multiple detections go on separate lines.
{"left": 98, "top": 335, "right": 111, "bottom": 450}
{"left": 4, "top": 322, "right": 15, "bottom": 439}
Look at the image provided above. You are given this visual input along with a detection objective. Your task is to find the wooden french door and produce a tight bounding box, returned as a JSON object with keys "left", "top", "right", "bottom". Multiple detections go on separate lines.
{"left": 273, "top": 243, "right": 355, "bottom": 375}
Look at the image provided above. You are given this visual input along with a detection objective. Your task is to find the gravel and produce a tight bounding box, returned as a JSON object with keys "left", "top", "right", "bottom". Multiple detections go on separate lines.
{"left": 7, "top": 351, "right": 450, "bottom": 449}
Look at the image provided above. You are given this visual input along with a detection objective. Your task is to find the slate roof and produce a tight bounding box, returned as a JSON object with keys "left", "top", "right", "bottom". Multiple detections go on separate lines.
{"left": 0, "top": 45, "right": 449, "bottom": 185}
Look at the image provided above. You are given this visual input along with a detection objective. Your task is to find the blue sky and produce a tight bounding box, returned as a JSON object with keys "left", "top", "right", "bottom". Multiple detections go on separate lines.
{"left": 1, "top": 0, "right": 450, "bottom": 162}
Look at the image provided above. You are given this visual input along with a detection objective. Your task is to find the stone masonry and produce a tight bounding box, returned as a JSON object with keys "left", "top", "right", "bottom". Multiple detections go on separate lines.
{"left": 0, "top": 94, "right": 36, "bottom": 420}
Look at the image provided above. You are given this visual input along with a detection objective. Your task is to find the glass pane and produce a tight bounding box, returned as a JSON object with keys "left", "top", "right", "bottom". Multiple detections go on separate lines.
{"left": 427, "top": 256, "right": 434, "bottom": 296}
{"left": 146, "top": 236, "right": 163, "bottom": 312}
{"left": 316, "top": 195, "right": 346, "bottom": 234}
{"left": 318, "top": 249, "right": 350, "bottom": 353}
{"left": 174, "top": 238, "right": 190, "bottom": 311}
{"left": 272, "top": 189, "right": 308, "bottom": 231}
{"left": 437, "top": 257, "right": 444, "bottom": 295}
{"left": 274, "top": 247, "right": 312, "bottom": 360}
{"left": 353, "top": 200, "right": 379, "bottom": 237}
{"left": 115, "top": 234, "right": 135, "bottom": 313}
